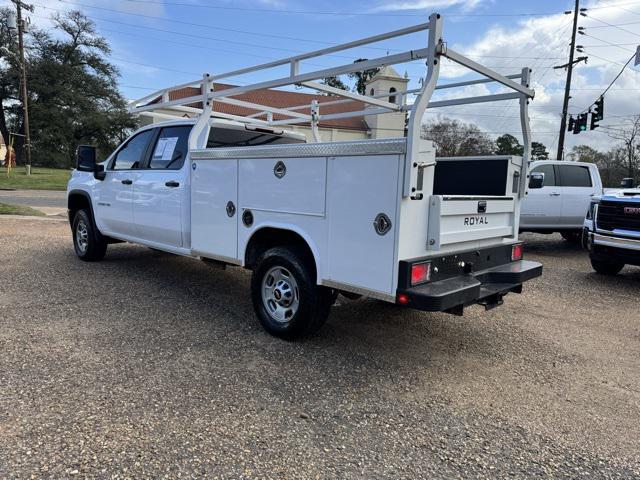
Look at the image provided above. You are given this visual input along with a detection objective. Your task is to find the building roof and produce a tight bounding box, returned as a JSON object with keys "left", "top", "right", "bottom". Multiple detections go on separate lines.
{"left": 156, "top": 83, "right": 370, "bottom": 132}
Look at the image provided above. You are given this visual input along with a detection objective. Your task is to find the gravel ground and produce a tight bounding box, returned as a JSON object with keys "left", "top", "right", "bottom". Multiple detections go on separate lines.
{"left": 0, "top": 217, "right": 639, "bottom": 479}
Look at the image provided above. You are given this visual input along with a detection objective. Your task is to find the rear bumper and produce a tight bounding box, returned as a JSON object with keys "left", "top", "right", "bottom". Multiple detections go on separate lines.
{"left": 397, "top": 260, "right": 542, "bottom": 313}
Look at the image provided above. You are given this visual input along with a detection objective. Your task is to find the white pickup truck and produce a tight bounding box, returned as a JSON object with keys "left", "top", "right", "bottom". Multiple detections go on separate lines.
{"left": 66, "top": 15, "right": 542, "bottom": 339}
{"left": 520, "top": 160, "right": 603, "bottom": 242}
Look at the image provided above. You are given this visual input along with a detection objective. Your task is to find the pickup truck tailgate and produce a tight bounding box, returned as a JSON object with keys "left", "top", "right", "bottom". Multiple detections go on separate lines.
{"left": 427, "top": 196, "right": 516, "bottom": 250}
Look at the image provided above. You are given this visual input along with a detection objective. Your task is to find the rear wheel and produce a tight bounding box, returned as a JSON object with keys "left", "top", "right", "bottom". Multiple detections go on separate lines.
{"left": 72, "top": 209, "right": 107, "bottom": 261}
{"left": 251, "top": 246, "right": 333, "bottom": 340}
{"left": 590, "top": 257, "right": 624, "bottom": 275}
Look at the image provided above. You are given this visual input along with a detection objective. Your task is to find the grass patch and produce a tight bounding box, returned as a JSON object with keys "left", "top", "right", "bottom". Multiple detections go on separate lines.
{"left": 0, "top": 202, "right": 45, "bottom": 216}
{"left": 0, "top": 167, "right": 71, "bottom": 191}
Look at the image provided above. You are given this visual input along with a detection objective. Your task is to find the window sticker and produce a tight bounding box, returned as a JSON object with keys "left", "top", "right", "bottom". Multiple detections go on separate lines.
{"left": 153, "top": 136, "right": 179, "bottom": 161}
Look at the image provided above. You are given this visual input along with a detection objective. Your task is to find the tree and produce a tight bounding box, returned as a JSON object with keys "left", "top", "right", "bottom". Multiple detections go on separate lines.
{"left": 495, "top": 134, "right": 523, "bottom": 156}
{"left": 348, "top": 59, "right": 380, "bottom": 95}
{"left": 606, "top": 115, "right": 640, "bottom": 181}
{"left": 531, "top": 141, "right": 549, "bottom": 160}
{"left": 570, "top": 144, "right": 628, "bottom": 188}
{"left": 421, "top": 118, "right": 495, "bottom": 157}
{"left": 321, "top": 76, "right": 349, "bottom": 91}
{"left": 0, "top": 9, "right": 137, "bottom": 168}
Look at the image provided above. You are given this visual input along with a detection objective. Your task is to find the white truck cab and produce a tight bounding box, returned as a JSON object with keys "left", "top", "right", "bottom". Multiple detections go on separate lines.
{"left": 66, "top": 14, "right": 542, "bottom": 339}
{"left": 520, "top": 160, "right": 602, "bottom": 242}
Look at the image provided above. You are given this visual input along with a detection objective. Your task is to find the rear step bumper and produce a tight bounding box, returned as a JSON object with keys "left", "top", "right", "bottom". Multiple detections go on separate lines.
{"left": 397, "top": 260, "right": 542, "bottom": 314}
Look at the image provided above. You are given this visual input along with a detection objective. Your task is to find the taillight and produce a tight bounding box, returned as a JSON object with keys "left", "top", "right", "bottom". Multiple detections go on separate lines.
{"left": 397, "top": 293, "right": 409, "bottom": 305}
{"left": 411, "top": 262, "right": 431, "bottom": 285}
{"left": 511, "top": 243, "right": 523, "bottom": 261}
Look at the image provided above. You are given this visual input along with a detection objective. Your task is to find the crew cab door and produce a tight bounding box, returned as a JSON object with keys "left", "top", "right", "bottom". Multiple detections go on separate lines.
{"left": 95, "top": 129, "right": 154, "bottom": 237}
{"left": 520, "top": 163, "right": 562, "bottom": 228}
{"left": 556, "top": 164, "right": 597, "bottom": 228}
{"left": 133, "top": 126, "right": 191, "bottom": 248}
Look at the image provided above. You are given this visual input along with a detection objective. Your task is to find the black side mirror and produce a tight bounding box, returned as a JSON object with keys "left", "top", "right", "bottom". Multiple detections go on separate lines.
{"left": 620, "top": 177, "right": 635, "bottom": 188}
{"left": 76, "top": 145, "right": 96, "bottom": 172}
{"left": 529, "top": 172, "right": 544, "bottom": 189}
{"left": 76, "top": 145, "right": 105, "bottom": 181}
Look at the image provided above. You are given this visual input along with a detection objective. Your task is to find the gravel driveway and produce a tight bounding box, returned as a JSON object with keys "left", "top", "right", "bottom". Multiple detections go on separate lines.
{"left": 0, "top": 217, "right": 638, "bottom": 478}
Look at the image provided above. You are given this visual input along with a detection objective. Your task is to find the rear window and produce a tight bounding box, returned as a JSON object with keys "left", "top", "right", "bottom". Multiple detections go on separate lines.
{"left": 558, "top": 165, "right": 592, "bottom": 187}
{"left": 206, "top": 127, "right": 305, "bottom": 148}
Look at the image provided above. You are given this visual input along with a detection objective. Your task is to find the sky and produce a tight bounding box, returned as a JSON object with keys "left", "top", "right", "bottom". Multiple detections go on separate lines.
{"left": 6, "top": 0, "right": 640, "bottom": 157}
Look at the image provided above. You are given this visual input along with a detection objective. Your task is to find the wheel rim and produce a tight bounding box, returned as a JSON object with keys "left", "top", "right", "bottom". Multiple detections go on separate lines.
{"left": 261, "top": 266, "right": 300, "bottom": 323}
{"left": 76, "top": 220, "right": 89, "bottom": 253}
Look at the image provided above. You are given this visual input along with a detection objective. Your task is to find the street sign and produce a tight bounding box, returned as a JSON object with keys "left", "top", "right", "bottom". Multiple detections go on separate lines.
{"left": 636, "top": 45, "right": 640, "bottom": 67}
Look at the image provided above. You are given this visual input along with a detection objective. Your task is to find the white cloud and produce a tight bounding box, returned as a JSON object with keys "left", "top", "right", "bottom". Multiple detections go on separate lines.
{"left": 373, "top": 0, "right": 485, "bottom": 12}
{"left": 414, "top": 3, "right": 640, "bottom": 156}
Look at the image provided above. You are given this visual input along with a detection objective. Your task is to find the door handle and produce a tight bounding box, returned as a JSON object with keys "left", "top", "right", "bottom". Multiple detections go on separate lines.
{"left": 121, "top": 179, "right": 132, "bottom": 185}
{"left": 165, "top": 181, "right": 180, "bottom": 188}
{"left": 549, "top": 192, "right": 560, "bottom": 196}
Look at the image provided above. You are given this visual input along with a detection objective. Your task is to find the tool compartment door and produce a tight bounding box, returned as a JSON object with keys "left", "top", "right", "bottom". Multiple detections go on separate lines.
{"left": 190, "top": 159, "right": 238, "bottom": 260}
{"left": 326, "top": 154, "right": 400, "bottom": 296}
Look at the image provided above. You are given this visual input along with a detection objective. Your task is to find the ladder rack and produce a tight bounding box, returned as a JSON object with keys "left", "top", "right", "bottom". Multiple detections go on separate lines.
{"left": 128, "top": 13, "right": 535, "bottom": 197}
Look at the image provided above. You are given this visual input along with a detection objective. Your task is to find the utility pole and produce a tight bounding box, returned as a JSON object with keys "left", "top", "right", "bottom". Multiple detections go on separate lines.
{"left": 556, "top": 0, "right": 581, "bottom": 161}
{"left": 11, "top": 0, "right": 34, "bottom": 175}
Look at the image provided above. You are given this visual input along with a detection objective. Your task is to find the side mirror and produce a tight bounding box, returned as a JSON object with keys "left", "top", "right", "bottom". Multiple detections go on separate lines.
{"left": 76, "top": 145, "right": 96, "bottom": 172}
{"left": 620, "top": 177, "right": 635, "bottom": 189}
{"left": 76, "top": 145, "right": 105, "bottom": 181}
{"left": 529, "top": 172, "right": 544, "bottom": 189}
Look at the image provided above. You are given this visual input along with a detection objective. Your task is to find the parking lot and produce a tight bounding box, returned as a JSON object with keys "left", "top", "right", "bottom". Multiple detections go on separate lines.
{"left": 0, "top": 216, "right": 639, "bottom": 478}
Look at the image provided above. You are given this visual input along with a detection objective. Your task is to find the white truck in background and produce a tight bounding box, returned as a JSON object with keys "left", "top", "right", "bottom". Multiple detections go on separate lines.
{"left": 520, "top": 160, "right": 603, "bottom": 242}
{"left": 66, "top": 15, "right": 542, "bottom": 339}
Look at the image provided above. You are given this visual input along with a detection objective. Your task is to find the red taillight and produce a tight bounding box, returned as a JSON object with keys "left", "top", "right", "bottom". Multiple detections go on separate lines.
{"left": 511, "top": 243, "right": 523, "bottom": 261}
{"left": 397, "top": 293, "right": 409, "bottom": 305}
{"left": 411, "top": 262, "right": 431, "bottom": 285}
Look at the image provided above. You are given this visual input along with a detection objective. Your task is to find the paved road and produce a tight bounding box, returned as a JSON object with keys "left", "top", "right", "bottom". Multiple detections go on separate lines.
{"left": 0, "top": 218, "right": 639, "bottom": 478}
{"left": 0, "top": 189, "right": 66, "bottom": 208}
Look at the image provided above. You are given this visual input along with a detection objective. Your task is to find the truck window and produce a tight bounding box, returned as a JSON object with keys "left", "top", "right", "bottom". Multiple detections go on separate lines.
{"left": 531, "top": 164, "right": 556, "bottom": 187}
{"left": 557, "top": 165, "right": 592, "bottom": 187}
{"left": 111, "top": 129, "right": 154, "bottom": 170}
{"left": 149, "top": 126, "right": 191, "bottom": 169}
{"left": 206, "top": 127, "right": 304, "bottom": 148}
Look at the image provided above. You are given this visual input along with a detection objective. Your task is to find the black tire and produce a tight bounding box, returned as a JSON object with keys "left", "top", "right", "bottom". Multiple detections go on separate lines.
{"left": 590, "top": 257, "right": 624, "bottom": 275}
{"left": 251, "top": 246, "right": 333, "bottom": 340}
{"left": 72, "top": 209, "right": 107, "bottom": 261}
{"left": 561, "top": 231, "right": 582, "bottom": 243}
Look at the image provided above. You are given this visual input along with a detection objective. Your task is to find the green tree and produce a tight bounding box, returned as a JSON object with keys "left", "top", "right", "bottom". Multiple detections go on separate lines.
{"left": 348, "top": 59, "right": 380, "bottom": 95}
{"left": 0, "top": 9, "right": 137, "bottom": 168}
{"left": 421, "top": 119, "right": 495, "bottom": 157}
{"left": 322, "top": 76, "right": 349, "bottom": 91}
{"left": 531, "top": 141, "right": 549, "bottom": 160}
{"left": 495, "top": 134, "right": 524, "bottom": 156}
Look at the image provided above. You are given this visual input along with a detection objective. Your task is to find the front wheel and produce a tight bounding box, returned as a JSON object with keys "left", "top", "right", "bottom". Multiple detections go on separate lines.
{"left": 590, "top": 257, "right": 624, "bottom": 275}
{"left": 72, "top": 209, "right": 107, "bottom": 261}
{"left": 251, "top": 247, "right": 333, "bottom": 340}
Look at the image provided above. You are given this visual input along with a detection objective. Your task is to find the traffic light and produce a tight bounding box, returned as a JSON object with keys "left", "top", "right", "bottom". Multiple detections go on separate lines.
{"left": 568, "top": 115, "right": 575, "bottom": 132}
{"left": 590, "top": 111, "right": 599, "bottom": 130}
{"left": 573, "top": 113, "right": 588, "bottom": 134}
{"left": 593, "top": 96, "right": 604, "bottom": 121}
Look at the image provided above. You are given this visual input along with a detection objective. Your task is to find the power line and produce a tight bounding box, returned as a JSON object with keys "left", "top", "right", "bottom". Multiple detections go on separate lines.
{"left": 588, "top": 20, "right": 640, "bottom": 28}
{"left": 35, "top": 0, "right": 356, "bottom": 58}
{"left": 579, "top": 51, "right": 637, "bottom": 112}
{"left": 110, "top": 0, "right": 562, "bottom": 18}
{"left": 584, "top": 14, "right": 640, "bottom": 39}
